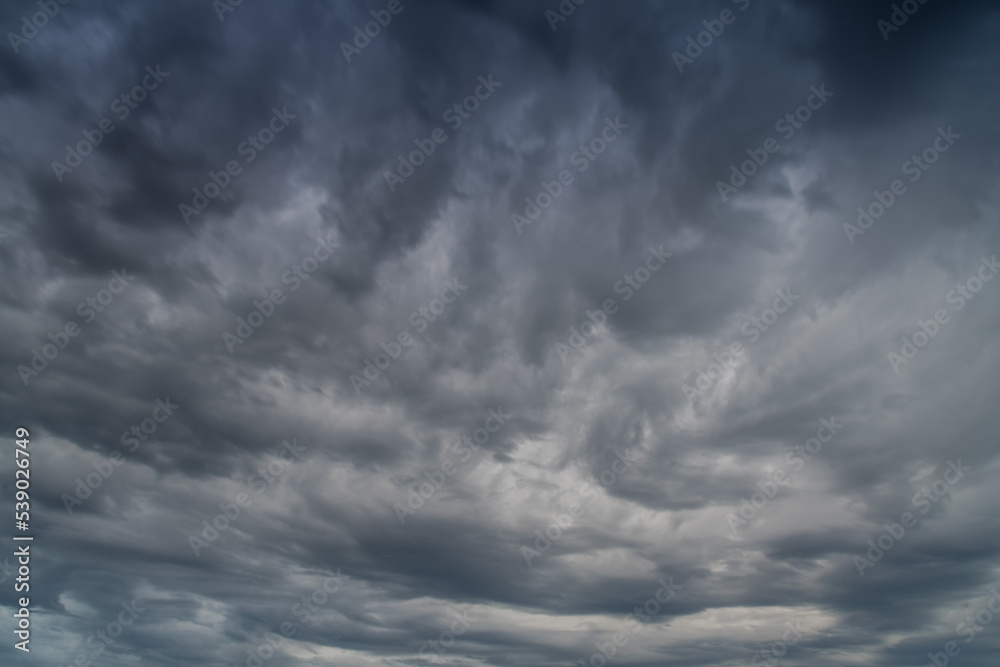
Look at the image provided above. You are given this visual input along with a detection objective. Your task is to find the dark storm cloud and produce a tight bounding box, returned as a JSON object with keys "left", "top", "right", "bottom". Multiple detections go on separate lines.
{"left": 0, "top": 0, "right": 999, "bottom": 665}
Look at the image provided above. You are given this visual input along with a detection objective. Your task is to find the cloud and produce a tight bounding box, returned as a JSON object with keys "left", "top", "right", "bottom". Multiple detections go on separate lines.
{"left": 1, "top": 0, "right": 999, "bottom": 665}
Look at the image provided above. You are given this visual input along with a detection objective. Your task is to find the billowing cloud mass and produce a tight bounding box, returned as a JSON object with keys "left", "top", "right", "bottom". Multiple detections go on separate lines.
{"left": 1, "top": 0, "right": 999, "bottom": 665}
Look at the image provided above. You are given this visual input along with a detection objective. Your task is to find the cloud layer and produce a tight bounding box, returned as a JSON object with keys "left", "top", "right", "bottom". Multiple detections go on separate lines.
{"left": 1, "top": 0, "right": 999, "bottom": 665}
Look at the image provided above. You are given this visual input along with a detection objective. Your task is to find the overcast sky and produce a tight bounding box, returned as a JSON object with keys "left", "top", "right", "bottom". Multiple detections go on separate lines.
{"left": 1, "top": 0, "right": 1000, "bottom": 665}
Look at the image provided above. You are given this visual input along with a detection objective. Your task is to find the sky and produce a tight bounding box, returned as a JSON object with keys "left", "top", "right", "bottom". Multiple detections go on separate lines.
{"left": 1, "top": 0, "right": 1000, "bottom": 665}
